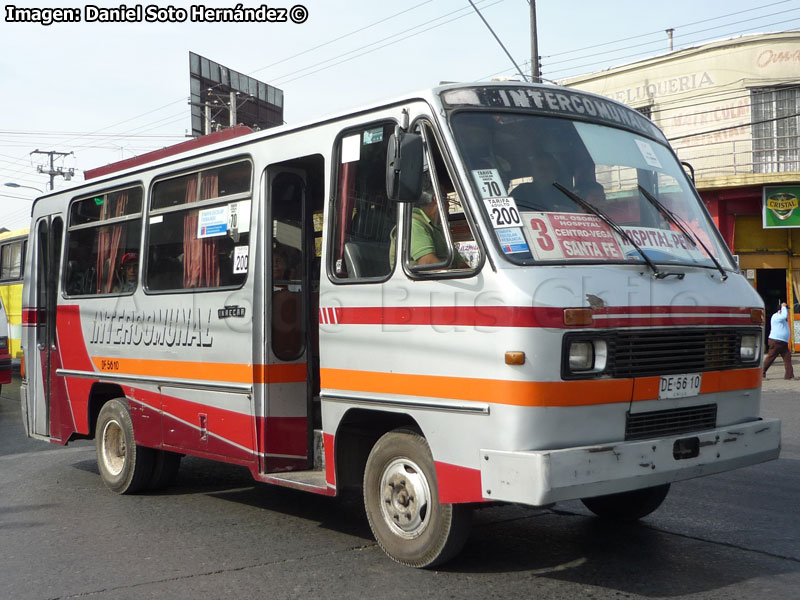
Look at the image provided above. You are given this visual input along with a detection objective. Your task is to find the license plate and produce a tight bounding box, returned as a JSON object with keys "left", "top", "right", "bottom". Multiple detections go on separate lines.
{"left": 659, "top": 373, "right": 702, "bottom": 399}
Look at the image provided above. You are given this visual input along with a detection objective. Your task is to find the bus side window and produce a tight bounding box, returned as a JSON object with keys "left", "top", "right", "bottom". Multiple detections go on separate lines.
{"left": 0, "top": 240, "right": 25, "bottom": 281}
{"left": 330, "top": 122, "right": 397, "bottom": 281}
{"left": 65, "top": 187, "right": 143, "bottom": 296}
{"left": 146, "top": 160, "right": 252, "bottom": 292}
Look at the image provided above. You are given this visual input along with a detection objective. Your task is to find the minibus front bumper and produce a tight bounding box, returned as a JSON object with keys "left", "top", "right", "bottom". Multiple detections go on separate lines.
{"left": 479, "top": 418, "right": 781, "bottom": 505}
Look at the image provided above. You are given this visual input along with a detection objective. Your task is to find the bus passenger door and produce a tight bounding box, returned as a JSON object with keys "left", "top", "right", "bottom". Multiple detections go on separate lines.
{"left": 261, "top": 162, "right": 322, "bottom": 473}
{"left": 26, "top": 216, "right": 65, "bottom": 439}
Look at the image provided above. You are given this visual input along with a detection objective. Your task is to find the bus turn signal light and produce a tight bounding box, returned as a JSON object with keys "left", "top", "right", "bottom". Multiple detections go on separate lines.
{"left": 563, "top": 308, "right": 593, "bottom": 326}
{"left": 505, "top": 351, "right": 525, "bottom": 365}
{"left": 750, "top": 308, "right": 764, "bottom": 324}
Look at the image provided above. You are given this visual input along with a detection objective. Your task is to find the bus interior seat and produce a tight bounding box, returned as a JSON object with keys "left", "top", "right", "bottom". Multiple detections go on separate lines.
{"left": 343, "top": 241, "right": 389, "bottom": 279}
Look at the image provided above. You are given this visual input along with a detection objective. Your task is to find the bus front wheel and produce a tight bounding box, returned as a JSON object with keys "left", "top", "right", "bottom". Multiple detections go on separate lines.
{"left": 95, "top": 398, "right": 154, "bottom": 494}
{"left": 581, "top": 483, "right": 670, "bottom": 521}
{"left": 363, "top": 430, "right": 472, "bottom": 568}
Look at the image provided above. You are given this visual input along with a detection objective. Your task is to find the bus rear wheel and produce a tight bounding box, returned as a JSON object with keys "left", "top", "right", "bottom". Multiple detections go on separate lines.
{"left": 95, "top": 398, "right": 154, "bottom": 494}
{"left": 363, "top": 430, "right": 472, "bottom": 568}
{"left": 581, "top": 483, "right": 670, "bottom": 521}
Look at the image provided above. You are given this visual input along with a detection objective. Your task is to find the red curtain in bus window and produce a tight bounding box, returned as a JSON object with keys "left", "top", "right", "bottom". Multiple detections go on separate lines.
{"left": 182, "top": 172, "right": 220, "bottom": 288}
{"left": 95, "top": 192, "right": 129, "bottom": 293}
{"left": 335, "top": 161, "right": 356, "bottom": 277}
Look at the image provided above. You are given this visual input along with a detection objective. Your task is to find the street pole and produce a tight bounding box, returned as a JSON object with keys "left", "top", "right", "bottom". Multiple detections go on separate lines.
{"left": 530, "top": 0, "right": 540, "bottom": 83}
{"left": 31, "top": 149, "right": 73, "bottom": 190}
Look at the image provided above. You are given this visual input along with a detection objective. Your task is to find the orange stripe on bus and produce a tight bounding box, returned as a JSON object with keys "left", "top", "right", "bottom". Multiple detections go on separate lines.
{"left": 91, "top": 357, "right": 307, "bottom": 385}
{"left": 320, "top": 368, "right": 633, "bottom": 407}
{"left": 321, "top": 367, "right": 763, "bottom": 407}
{"left": 697, "top": 368, "right": 760, "bottom": 395}
{"left": 253, "top": 362, "right": 308, "bottom": 384}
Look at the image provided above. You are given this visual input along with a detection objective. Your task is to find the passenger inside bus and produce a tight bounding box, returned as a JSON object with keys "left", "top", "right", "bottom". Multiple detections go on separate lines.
{"left": 510, "top": 151, "right": 575, "bottom": 212}
{"left": 578, "top": 181, "right": 608, "bottom": 208}
{"left": 114, "top": 252, "right": 138, "bottom": 293}
{"left": 272, "top": 243, "right": 300, "bottom": 290}
{"left": 389, "top": 174, "right": 466, "bottom": 269}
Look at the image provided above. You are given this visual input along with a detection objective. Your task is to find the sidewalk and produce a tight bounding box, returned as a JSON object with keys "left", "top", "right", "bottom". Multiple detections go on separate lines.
{"left": 761, "top": 353, "right": 800, "bottom": 393}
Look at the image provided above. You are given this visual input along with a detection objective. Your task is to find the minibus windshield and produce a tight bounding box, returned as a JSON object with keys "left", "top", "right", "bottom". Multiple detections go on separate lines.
{"left": 450, "top": 111, "right": 733, "bottom": 270}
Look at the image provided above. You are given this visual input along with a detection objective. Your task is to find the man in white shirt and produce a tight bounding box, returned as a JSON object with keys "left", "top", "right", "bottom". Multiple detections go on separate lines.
{"left": 763, "top": 302, "right": 795, "bottom": 380}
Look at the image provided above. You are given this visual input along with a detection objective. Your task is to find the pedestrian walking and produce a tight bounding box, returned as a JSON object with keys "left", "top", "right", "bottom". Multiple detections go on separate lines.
{"left": 763, "top": 301, "right": 796, "bottom": 380}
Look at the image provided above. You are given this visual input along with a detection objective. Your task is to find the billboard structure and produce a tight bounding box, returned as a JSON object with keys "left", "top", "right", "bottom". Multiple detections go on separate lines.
{"left": 190, "top": 52, "right": 284, "bottom": 137}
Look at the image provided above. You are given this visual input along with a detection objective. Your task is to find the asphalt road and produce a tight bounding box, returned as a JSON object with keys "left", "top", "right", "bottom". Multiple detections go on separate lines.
{"left": 1, "top": 373, "right": 799, "bottom": 600}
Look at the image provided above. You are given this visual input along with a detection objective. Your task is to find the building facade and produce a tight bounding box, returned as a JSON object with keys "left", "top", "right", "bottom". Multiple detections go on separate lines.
{"left": 562, "top": 32, "right": 800, "bottom": 350}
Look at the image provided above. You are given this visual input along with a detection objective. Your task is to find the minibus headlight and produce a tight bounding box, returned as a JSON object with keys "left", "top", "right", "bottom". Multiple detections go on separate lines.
{"left": 567, "top": 339, "right": 608, "bottom": 373}
{"left": 740, "top": 334, "right": 759, "bottom": 362}
{"left": 569, "top": 341, "right": 593, "bottom": 370}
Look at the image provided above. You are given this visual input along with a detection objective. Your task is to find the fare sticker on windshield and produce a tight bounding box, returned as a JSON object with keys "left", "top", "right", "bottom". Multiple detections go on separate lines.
{"left": 471, "top": 169, "right": 508, "bottom": 198}
{"left": 484, "top": 197, "right": 522, "bottom": 229}
{"left": 495, "top": 227, "right": 529, "bottom": 254}
{"left": 522, "top": 212, "right": 623, "bottom": 261}
{"left": 635, "top": 139, "right": 662, "bottom": 169}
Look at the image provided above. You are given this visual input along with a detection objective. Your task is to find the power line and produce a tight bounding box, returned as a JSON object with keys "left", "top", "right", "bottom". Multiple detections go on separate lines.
{"left": 0, "top": 193, "right": 36, "bottom": 201}
{"left": 248, "top": 0, "right": 434, "bottom": 76}
{"left": 467, "top": 0, "right": 528, "bottom": 82}
{"left": 27, "top": 1, "right": 484, "bottom": 155}
{"left": 270, "top": 0, "right": 505, "bottom": 86}
{"left": 0, "top": 130, "right": 186, "bottom": 140}
{"left": 669, "top": 109, "right": 800, "bottom": 141}
{"left": 544, "top": 0, "right": 794, "bottom": 59}
{"left": 544, "top": 6, "right": 799, "bottom": 70}
{"left": 546, "top": 19, "right": 800, "bottom": 79}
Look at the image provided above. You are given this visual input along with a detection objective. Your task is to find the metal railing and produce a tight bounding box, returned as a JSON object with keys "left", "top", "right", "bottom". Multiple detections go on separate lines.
{"left": 672, "top": 133, "right": 800, "bottom": 181}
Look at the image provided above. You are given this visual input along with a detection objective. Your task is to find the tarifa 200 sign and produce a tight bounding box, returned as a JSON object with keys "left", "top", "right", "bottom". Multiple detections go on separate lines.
{"left": 763, "top": 186, "right": 800, "bottom": 228}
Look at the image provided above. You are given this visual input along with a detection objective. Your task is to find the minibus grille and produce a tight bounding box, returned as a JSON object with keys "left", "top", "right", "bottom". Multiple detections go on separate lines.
{"left": 610, "top": 328, "right": 742, "bottom": 377}
{"left": 625, "top": 404, "right": 717, "bottom": 441}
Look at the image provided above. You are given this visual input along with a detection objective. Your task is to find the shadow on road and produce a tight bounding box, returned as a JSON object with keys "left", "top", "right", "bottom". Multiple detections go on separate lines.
{"left": 439, "top": 507, "right": 796, "bottom": 596}
{"left": 66, "top": 448, "right": 797, "bottom": 597}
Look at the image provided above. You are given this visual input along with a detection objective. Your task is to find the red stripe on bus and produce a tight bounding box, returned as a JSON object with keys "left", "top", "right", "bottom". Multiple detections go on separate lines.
{"left": 322, "top": 305, "right": 756, "bottom": 328}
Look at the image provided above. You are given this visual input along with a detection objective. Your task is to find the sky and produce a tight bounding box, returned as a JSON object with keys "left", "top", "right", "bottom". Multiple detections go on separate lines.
{"left": 1, "top": 0, "right": 798, "bottom": 230}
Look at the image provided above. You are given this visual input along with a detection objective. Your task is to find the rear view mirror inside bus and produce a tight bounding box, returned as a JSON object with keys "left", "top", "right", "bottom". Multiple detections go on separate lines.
{"left": 386, "top": 131, "right": 423, "bottom": 202}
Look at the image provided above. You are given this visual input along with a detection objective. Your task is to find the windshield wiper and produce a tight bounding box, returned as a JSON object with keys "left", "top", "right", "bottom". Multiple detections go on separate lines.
{"left": 551, "top": 182, "right": 665, "bottom": 278}
{"left": 637, "top": 185, "right": 728, "bottom": 281}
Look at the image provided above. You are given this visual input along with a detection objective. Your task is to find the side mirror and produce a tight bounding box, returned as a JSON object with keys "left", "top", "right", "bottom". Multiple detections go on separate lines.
{"left": 386, "top": 131, "right": 423, "bottom": 202}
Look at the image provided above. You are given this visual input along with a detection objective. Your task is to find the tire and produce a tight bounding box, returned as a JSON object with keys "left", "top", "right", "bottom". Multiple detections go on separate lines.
{"left": 363, "top": 430, "right": 472, "bottom": 568}
{"left": 95, "top": 398, "right": 155, "bottom": 494}
{"left": 581, "top": 483, "right": 670, "bottom": 521}
{"left": 148, "top": 450, "right": 182, "bottom": 491}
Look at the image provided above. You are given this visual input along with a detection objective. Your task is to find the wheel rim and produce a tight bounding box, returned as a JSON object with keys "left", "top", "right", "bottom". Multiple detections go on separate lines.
{"left": 101, "top": 419, "right": 126, "bottom": 477}
{"left": 379, "top": 457, "right": 432, "bottom": 539}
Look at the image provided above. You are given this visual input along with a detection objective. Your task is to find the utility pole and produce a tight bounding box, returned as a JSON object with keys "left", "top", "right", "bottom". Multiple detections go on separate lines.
{"left": 530, "top": 0, "right": 541, "bottom": 83}
{"left": 229, "top": 91, "right": 237, "bottom": 127}
{"left": 31, "top": 149, "right": 74, "bottom": 190}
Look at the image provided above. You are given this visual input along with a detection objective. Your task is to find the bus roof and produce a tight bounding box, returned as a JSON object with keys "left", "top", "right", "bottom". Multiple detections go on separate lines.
{"left": 42, "top": 82, "right": 650, "bottom": 199}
